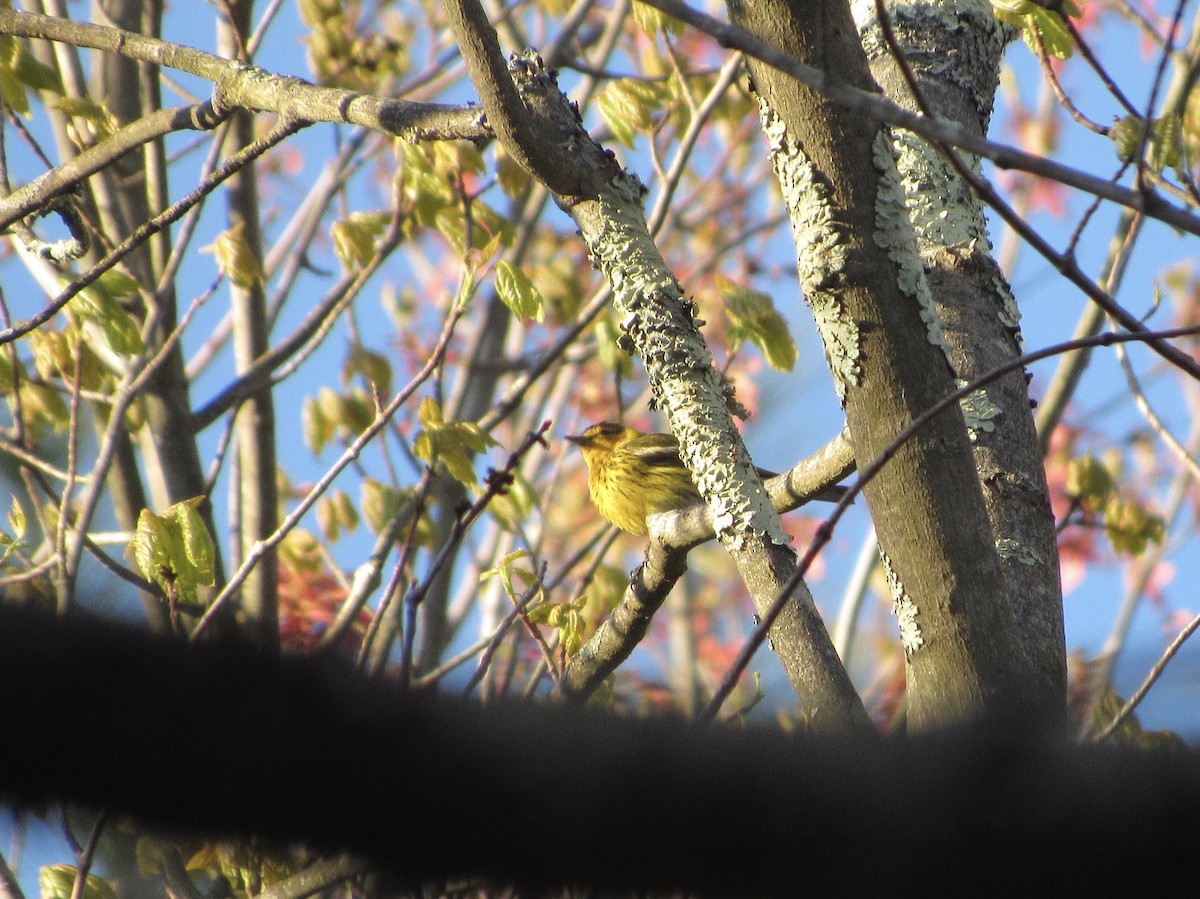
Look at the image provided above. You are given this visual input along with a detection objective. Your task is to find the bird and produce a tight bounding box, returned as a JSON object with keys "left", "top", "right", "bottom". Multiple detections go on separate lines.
{"left": 566, "top": 421, "right": 843, "bottom": 535}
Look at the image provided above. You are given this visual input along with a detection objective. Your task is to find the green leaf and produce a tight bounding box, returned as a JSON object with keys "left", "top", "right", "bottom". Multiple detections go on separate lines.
{"left": 494, "top": 260, "right": 545, "bottom": 323}
{"left": 203, "top": 221, "right": 264, "bottom": 289}
{"left": 7, "top": 496, "right": 26, "bottom": 541}
{"left": 1028, "top": 7, "right": 1072, "bottom": 58}
{"left": 992, "top": 0, "right": 1076, "bottom": 59}
{"left": 1064, "top": 454, "right": 1114, "bottom": 510}
{"left": 632, "top": 1, "right": 684, "bottom": 35}
{"left": 166, "top": 498, "right": 215, "bottom": 588}
{"left": 12, "top": 382, "right": 69, "bottom": 436}
{"left": 1150, "top": 113, "right": 1183, "bottom": 174}
{"left": 487, "top": 471, "right": 535, "bottom": 532}
{"left": 413, "top": 397, "right": 495, "bottom": 488}
{"left": 343, "top": 345, "right": 393, "bottom": 397}
{"left": 0, "top": 68, "right": 29, "bottom": 116}
{"left": 1111, "top": 114, "right": 1182, "bottom": 173}
{"left": 526, "top": 593, "right": 587, "bottom": 655}
{"left": 71, "top": 278, "right": 144, "bottom": 356}
{"left": 594, "top": 314, "right": 634, "bottom": 377}
{"left": 597, "top": 79, "right": 666, "bottom": 148}
{"left": 361, "top": 477, "right": 404, "bottom": 535}
{"left": 39, "top": 865, "right": 117, "bottom": 899}
{"left": 317, "top": 488, "right": 358, "bottom": 541}
{"left": 0, "top": 496, "right": 26, "bottom": 567}
{"left": 1110, "top": 115, "right": 1143, "bottom": 163}
{"left": 719, "top": 276, "right": 797, "bottom": 371}
{"left": 479, "top": 548, "right": 535, "bottom": 600}
{"left": 302, "top": 395, "right": 329, "bottom": 454}
{"left": 12, "top": 41, "right": 63, "bottom": 94}
{"left": 314, "top": 386, "right": 373, "bottom": 443}
{"left": 129, "top": 499, "right": 216, "bottom": 605}
{"left": 495, "top": 144, "right": 531, "bottom": 198}
{"left": 331, "top": 211, "right": 390, "bottom": 272}
{"left": 52, "top": 96, "right": 118, "bottom": 142}
{"left": 1104, "top": 496, "right": 1164, "bottom": 556}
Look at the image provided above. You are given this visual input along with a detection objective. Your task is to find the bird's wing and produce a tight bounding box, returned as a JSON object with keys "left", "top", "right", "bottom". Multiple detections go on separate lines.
{"left": 625, "top": 434, "right": 688, "bottom": 470}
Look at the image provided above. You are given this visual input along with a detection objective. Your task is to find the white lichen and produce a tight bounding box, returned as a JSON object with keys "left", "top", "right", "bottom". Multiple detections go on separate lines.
{"left": 890, "top": 131, "right": 987, "bottom": 252}
{"left": 958, "top": 383, "right": 1003, "bottom": 441}
{"left": 757, "top": 99, "right": 861, "bottom": 399}
{"left": 996, "top": 537, "right": 1041, "bottom": 566}
{"left": 872, "top": 132, "right": 949, "bottom": 355}
{"left": 881, "top": 550, "right": 924, "bottom": 655}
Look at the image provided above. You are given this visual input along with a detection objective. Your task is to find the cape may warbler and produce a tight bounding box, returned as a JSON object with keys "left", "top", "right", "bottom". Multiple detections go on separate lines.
{"left": 566, "top": 421, "right": 842, "bottom": 536}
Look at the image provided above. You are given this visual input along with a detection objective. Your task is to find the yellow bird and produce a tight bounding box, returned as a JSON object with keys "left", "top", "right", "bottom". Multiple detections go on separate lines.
{"left": 566, "top": 421, "right": 840, "bottom": 536}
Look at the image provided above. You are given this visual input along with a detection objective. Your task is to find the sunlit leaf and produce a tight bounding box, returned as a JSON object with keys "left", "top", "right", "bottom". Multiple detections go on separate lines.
{"left": 495, "top": 260, "right": 546, "bottom": 323}
{"left": 130, "top": 500, "right": 215, "bottom": 605}
{"left": 278, "top": 528, "right": 322, "bottom": 575}
{"left": 167, "top": 497, "right": 215, "bottom": 588}
{"left": 361, "top": 477, "right": 404, "bottom": 535}
{"left": 203, "top": 221, "right": 264, "bottom": 289}
{"left": 39, "top": 865, "right": 117, "bottom": 899}
{"left": 595, "top": 314, "right": 634, "bottom": 377}
{"left": 479, "top": 548, "right": 535, "bottom": 599}
{"left": 719, "top": 276, "right": 797, "bottom": 371}
{"left": 11, "top": 40, "right": 63, "bottom": 94}
{"left": 343, "top": 346, "right": 393, "bottom": 397}
{"left": 413, "top": 397, "right": 495, "bottom": 488}
{"left": 487, "top": 471, "right": 535, "bottom": 532}
{"left": 527, "top": 593, "right": 588, "bottom": 655}
{"left": 302, "top": 395, "right": 329, "bottom": 454}
{"left": 1104, "top": 496, "right": 1164, "bottom": 556}
{"left": 53, "top": 96, "right": 118, "bottom": 142}
{"left": 7, "top": 496, "right": 26, "bottom": 541}
{"left": 71, "top": 277, "right": 144, "bottom": 356}
{"left": 597, "top": 78, "right": 667, "bottom": 147}
{"left": 632, "top": 1, "right": 684, "bottom": 36}
{"left": 495, "top": 143, "right": 531, "bottom": 198}
{"left": 331, "top": 210, "right": 390, "bottom": 272}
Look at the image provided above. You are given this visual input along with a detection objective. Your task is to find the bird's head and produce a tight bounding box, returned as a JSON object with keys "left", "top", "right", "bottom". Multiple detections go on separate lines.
{"left": 565, "top": 421, "right": 636, "bottom": 453}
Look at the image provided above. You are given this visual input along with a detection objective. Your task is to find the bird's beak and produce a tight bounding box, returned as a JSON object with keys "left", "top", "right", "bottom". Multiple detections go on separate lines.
{"left": 565, "top": 434, "right": 584, "bottom": 446}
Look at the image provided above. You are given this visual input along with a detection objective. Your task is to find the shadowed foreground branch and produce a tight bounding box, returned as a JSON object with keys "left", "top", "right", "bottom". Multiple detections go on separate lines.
{"left": 0, "top": 607, "right": 1196, "bottom": 896}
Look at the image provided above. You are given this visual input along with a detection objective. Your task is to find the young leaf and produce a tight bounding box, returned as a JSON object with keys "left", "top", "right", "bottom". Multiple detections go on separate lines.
{"left": 495, "top": 260, "right": 546, "bottom": 323}
{"left": 167, "top": 498, "right": 216, "bottom": 588}
{"left": 413, "top": 397, "right": 495, "bottom": 488}
{"left": 331, "top": 211, "right": 390, "bottom": 272}
{"left": 1104, "top": 496, "right": 1164, "bottom": 556}
{"left": 343, "top": 345, "right": 393, "bottom": 397}
{"left": 203, "top": 221, "right": 265, "bottom": 289}
{"left": 1064, "top": 454, "right": 1114, "bottom": 510}
{"left": 39, "top": 865, "right": 117, "bottom": 899}
{"left": 361, "top": 478, "right": 405, "bottom": 535}
{"left": 719, "top": 276, "right": 797, "bottom": 371}
{"left": 130, "top": 500, "right": 216, "bottom": 605}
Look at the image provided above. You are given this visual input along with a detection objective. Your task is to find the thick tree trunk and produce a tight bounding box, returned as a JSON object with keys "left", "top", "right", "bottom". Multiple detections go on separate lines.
{"left": 726, "top": 0, "right": 1057, "bottom": 727}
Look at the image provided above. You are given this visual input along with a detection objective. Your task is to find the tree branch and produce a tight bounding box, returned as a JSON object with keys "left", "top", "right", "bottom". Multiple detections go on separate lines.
{"left": 0, "top": 9, "right": 490, "bottom": 160}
